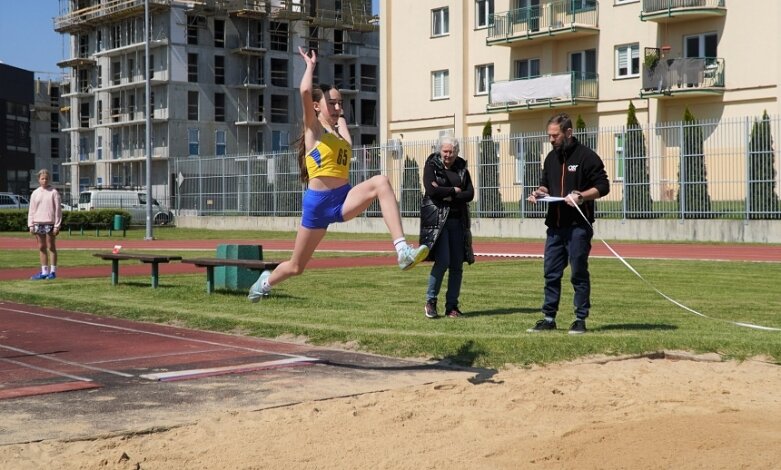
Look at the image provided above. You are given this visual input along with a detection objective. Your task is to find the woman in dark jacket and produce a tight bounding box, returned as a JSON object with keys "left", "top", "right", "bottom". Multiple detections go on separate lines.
{"left": 419, "top": 135, "right": 475, "bottom": 319}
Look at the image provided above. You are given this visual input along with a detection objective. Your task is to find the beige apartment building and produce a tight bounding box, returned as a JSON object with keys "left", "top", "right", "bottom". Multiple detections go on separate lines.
{"left": 55, "top": 0, "right": 378, "bottom": 203}
{"left": 380, "top": 0, "right": 780, "bottom": 143}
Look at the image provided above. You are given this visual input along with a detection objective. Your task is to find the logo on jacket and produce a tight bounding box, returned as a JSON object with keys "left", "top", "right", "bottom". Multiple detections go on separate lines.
{"left": 568, "top": 164, "right": 579, "bottom": 172}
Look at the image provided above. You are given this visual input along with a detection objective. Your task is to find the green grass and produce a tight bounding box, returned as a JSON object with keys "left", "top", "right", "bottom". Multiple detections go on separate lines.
{"left": 1, "top": 248, "right": 779, "bottom": 368}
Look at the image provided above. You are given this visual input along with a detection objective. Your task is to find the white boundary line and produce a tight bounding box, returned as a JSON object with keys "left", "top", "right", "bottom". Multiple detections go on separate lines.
{"left": 0, "top": 344, "right": 133, "bottom": 378}
{"left": 0, "top": 356, "right": 94, "bottom": 382}
{"left": 139, "top": 357, "right": 315, "bottom": 381}
{"left": 0, "top": 305, "right": 320, "bottom": 381}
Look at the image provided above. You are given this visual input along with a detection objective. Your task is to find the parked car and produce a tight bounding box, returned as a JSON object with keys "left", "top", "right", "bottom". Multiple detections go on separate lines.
{"left": 0, "top": 192, "right": 29, "bottom": 209}
{"left": 77, "top": 190, "right": 173, "bottom": 225}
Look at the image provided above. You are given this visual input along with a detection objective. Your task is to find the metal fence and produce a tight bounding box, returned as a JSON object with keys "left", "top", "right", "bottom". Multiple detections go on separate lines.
{"left": 172, "top": 114, "right": 781, "bottom": 221}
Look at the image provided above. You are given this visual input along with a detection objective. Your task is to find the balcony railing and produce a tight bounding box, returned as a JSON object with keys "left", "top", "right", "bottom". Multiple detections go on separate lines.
{"left": 488, "top": 72, "right": 598, "bottom": 112}
{"left": 487, "top": 0, "right": 599, "bottom": 46}
{"left": 641, "top": 57, "right": 725, "bottom": 96}
{"left": 641, "top": 0, "right": 726, "bottom": 22}
{"left": 54, "top": 0, "right": 171, "bottom": 32}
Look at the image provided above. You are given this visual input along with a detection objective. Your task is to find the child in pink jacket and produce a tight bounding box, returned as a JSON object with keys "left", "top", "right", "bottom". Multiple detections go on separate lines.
{"left": 27, "top": 169, "right": 62, "bottom": 280}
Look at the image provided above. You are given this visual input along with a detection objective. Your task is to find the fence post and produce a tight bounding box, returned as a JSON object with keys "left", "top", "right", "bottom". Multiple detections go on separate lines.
{"left": 678, "top": 121, "right": 685, "bottom": 222}
{"left": 744, "top": 116, "right": 751, "bottom": 223}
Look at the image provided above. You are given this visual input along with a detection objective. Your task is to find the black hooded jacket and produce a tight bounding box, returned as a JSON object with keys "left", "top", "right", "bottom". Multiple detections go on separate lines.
{"left": 540, "top": 136, "right": 610, "bottom": 228}
{"left": 419, "top": 152, "right": 475, "bottom": 264}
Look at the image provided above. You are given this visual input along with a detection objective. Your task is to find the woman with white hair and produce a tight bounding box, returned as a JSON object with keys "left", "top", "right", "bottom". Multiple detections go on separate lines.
{"left": 419, "top": 134, "right": 475, "bottom": 318}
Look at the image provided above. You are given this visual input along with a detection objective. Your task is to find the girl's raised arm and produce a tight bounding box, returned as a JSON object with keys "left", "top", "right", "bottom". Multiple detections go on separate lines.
{"left": 298, "top": 47, "right": 318, "bottom": 131}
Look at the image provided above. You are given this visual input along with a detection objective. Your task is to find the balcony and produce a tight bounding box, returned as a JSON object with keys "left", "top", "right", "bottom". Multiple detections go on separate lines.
{"left": 235, "top": 111, "right": 267, "bottom": 126}
{"left": 487, "top": 72, "right": 598, "bottom": 113}
{"left": 232, "top": 76, "right": 267, "bottom": 89}
{"left": 641, "top": 0, "right": 726, "bottom": 23}
{"left": 331, "top": 42, "right": 360, "bottom": 60}
{"left": 487, "top": 0, "right": 599, "bottom": 46}
{"left": 54, "top": 0, "right": 171, "bottom": 33}
{"left": 268, "top": 0, "right": 306, "bottom": 21}
{"left": 640, "top": 57, "right": 725, "bottom": 98}
{"left": 226, "top": 0, "right": 269, "bottom": 18}
{"left": 310, "top": 7, "right": 377, "bottom": 32}
{"left": 229, "top": 37, "right": 267, "bottom": 56}
{"left": 57, "top": 57, "right": 96, "bottom": 68}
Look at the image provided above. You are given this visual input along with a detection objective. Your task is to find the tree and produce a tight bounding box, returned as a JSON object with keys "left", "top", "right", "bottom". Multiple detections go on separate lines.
{"left": 624, "top": 102, "right": 654, "bottom": 218}
{"left": 678, "top": 108, "right": 711, "bottom": 218}
{"left": 748, "top": 110, "right": 781, "bottom": 219}
{"left": 478, "top": 120, "right": 504, "bottom": 217}
{"left": 574, "top": 114, "right": 597, "bottom": 150}
{"left": 400, "top": 156, "right": 422, "bottom": 217}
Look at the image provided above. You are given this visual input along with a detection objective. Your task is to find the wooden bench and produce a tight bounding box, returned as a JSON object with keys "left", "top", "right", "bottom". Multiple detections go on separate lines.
{"left": 93, "top": 252, "right": 183, "bottom": 288}
{"left": 181, "top": 258, "right": 280, "bottom": 294}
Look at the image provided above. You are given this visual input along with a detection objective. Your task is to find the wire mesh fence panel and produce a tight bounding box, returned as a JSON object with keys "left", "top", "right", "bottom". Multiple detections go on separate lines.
{"left": 172, "top": 114, "right": 781, "bottom": 221}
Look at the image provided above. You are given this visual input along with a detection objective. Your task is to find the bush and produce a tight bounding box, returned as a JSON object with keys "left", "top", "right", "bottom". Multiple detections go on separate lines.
{"left": 0, "top": 209, "right": 132, "bottom": 232}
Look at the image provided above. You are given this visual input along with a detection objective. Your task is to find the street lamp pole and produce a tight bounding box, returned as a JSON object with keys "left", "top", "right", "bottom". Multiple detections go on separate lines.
{"left": 144, "top": 0, "right": 153, "bottom": 240}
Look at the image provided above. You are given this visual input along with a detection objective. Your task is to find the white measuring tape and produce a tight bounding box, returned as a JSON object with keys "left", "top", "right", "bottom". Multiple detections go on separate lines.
{"left": 565, "top": 194, "right": 781, "bottom": 332}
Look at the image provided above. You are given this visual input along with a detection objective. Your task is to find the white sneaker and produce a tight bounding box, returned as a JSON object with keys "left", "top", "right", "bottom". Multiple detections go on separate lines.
{"left": 398, "top": 244, "right": 429, "bottom": 271}
{"left": 248, "top": 270, "right": 272, "bottom": 303}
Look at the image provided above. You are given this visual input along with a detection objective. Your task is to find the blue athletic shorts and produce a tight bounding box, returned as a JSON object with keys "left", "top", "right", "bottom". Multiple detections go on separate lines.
{"left": 301, "top": 184, "right": 351, "bottom": 229}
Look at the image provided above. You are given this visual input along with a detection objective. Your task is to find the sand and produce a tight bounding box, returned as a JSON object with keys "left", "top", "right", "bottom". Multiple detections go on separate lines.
{"left": 2, "top": 354, "right": 780, "bottom": 470}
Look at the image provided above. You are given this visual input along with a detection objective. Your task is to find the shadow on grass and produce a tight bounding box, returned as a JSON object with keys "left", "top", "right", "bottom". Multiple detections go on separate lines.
{"left": 594, "top": 323, "right": 678, "bottom": 331}
{"left": 465, "top": 307, "right": 538, "bottom": 317}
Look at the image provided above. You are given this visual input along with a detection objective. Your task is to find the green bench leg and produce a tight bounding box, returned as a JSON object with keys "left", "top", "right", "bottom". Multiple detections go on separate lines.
{"left": 206, "top": 266, "right": 214, "bottom": 294}
{"left": 111, "top": 259, "right": 119, "bottom": 285}
{"left": 151, "top": 263, "right": 159, "bottom": 288}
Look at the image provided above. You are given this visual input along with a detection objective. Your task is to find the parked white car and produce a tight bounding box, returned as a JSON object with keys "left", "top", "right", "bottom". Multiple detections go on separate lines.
{"left": 0, "top": 193, "right": 29, "bottom": 209}
{"left": 78, "top": 190, "right": 173, "bottom": 225}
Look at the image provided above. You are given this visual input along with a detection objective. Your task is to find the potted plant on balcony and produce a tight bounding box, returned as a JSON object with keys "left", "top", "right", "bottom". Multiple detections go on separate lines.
{"left": 644, "top": 50, "right": 660, "bottom": 73}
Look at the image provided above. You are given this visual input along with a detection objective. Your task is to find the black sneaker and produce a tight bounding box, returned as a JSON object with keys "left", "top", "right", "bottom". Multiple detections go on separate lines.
{"left": 424, "top": 299, "right": 438, "bottom": 319}
{"left": 568, "top": 319, "right": 587, "bottom": 335}
{"left": 527, "top": 319, "right": 556, "bottom": 333}
{"left": 445, "top": 307, "right": 462, "bottom": 318}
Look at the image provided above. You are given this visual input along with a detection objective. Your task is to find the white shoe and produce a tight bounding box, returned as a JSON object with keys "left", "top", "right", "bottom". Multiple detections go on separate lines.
{"left": 248, "top": 270, "right": 272, "bottom": 303}
{"left": 398, "top": 244, "right": 429, "bottom": 271}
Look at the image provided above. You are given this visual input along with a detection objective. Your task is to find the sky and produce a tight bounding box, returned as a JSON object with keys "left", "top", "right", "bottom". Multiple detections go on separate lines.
{"left": 0, "top": 0, "right": 380, "bottom": 78}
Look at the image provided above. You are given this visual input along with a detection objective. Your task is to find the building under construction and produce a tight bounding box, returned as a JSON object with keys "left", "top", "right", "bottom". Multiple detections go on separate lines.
{"left": 55, "top": 0, "right": 378, "bottom": 203}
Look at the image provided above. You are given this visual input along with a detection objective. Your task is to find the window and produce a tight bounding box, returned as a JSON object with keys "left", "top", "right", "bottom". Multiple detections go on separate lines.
{"left": 475, "top": 64, "right": 494, "bottom": 95}
{"left": 188, "top": 91, "right": 199, "bottom": 120}
{"left": 615, "top": 44, "right": 640, "bottom": 78}
{"left": 51, "top": 164, "right": 60, "bottom": 183}
{"left": 257, "top": 94, "right": 265, "bottom": 121}
{"left": 51, "top": 138, "right": 60, "bottom": 159}
{"left": 188, "top": 53, "right": 198, "bottom": 82}
{"left": 614, "top": 133, "right": 625, "bottom": 180}
{"left": 187, "top": 17, "right": 201, "bottom": 45}
{"left": 270, "top": 21, "right": 289, "bottom": 51}
{"left": 476, "top": 0, "right": 494, "bottom": 28}
{"left": 128, "top": 58, "right": 135, "bottom": 82}
{"left": 80, "top": 102, "right": 90, "bottom": 128}
{"left": 270, "top": 95, "right": 288, "bottom": 123}
{"left": 50, "top": 113, "right": 59, "bottom": 133}
{"left": 255, "top": 130, "right": 265, "bottom": 153}
{"left": 96, "top": 136, "right": 103, "bottom": 160}
{"left": 188, "top": 128, "right": 200, "bottom": 156}
{"left": 147, "top": 54, "right": 155, "bottom": 79}
{"left": 567, "top": 0, "right": 597, "bottom": 13}
{"left": 360, "top": 99, "right": 377, "bottom": 126}
{"left": 112, "top": 61, "right": 121, "bottom": 85}
{"left": 308, "top": 26, "right": 319, "bottom": 52}
{"left": 431, "top": 70, "right": 449, "bottom": 99}
{"left": 361, "top": 64, "right": 377, "bottom": 92}
{"left": 215, "top": 55, "right": 225, "bottom": 84}
{"left": 570, "top": 49, "right": 597, "bottom": 79}
{"left": 111, "top": 133, "right": 120, "bottom": 159}
{"left": 214, "top": 19, "right": 225, "bottom": 47}
{"left": 79, "top": 137, "right": 89, "bottom": 161}
{"left": 272, "top": 130, "right": 289, "bottom": 152}
{"left": 685, "top": 32, "right": 718, "bottom": 59}
{"left": 515, "top": 58, "right": 540, "bottom": 79}
{"left": 128, "top": 94, "right": 135, "bottom": 120}
{"left": 270, "top": 58, "right": 289, "bottom": 87}
{"left": 215, "top": 130, "right": 226, "bottom": 156}
{"left": 97, "top": 65, "right": 103, "bottom": 88}
{"left": 214, "top": 92, "right": 225, "bottom": 122}
{"left": 432, "top": 7, "right": 449, "bottom": 36}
